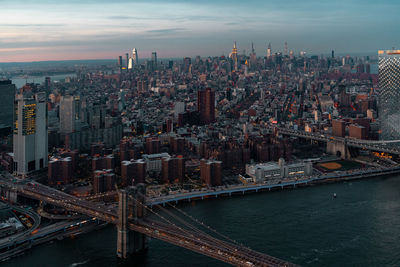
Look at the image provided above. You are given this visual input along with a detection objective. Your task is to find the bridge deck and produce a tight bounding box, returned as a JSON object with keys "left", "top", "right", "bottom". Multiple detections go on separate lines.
{"left": 8, "top": 182, "right": 298, "bottom": 267}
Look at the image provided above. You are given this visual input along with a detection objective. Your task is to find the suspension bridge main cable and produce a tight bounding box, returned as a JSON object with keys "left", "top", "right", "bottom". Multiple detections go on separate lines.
{"left": 165, "top": 201, "right": 248, "bottom": 248}
{"left": 131, "top": 197, "right": 276, "bottom": 266}
{"left": 134, "top": 192, "right": 279, "bottom": 265}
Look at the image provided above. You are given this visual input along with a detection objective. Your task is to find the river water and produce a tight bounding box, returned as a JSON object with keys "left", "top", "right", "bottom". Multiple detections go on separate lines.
{"left": 4, "top": 175, "right": 400, "bottom": 267}
{"left": 10, "top": 73, "right": 76, "bottom": 89}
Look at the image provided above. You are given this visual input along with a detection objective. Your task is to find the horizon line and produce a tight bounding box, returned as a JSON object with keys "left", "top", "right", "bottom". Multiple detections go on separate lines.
{"left": 0, "top": 51, "right": 381, "bottom": 64}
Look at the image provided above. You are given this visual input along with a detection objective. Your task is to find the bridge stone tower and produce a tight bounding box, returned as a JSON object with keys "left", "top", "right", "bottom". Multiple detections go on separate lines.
{"left": 117, "top": 183, "right": 147, "bottom": 258}
{"left": 326, "top": 139, "right": 349, "bottom": 159}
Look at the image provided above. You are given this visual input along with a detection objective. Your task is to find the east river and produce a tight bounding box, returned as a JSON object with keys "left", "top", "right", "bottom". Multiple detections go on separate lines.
{"left": 4, "top": 175, "right": 400, "bottom": 267}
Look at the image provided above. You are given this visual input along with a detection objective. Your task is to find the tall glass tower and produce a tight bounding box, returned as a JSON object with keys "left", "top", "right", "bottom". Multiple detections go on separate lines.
{"left": 378, "top": 50, "right": 400, "bottom": 140}
{"left": 0, "top": 80, "right": 16, "bottom": 133}
{"left": 132, "top": 48, "right": 138, "bottom": 65}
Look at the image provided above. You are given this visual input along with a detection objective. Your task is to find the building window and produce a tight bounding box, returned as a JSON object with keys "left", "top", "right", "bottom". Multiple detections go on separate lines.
{"left": 40, "top": 158, "right": 43, "bottom": 169}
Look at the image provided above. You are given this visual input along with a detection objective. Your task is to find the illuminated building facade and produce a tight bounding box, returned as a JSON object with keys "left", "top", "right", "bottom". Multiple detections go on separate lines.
{"left": 378, "top": 50, "right": 400, "bottom": 140}
{"left": 132, "top": 48, "right": 138, "bottom": 65}
{"left": 128, "top": 57, "right": 133, "bottom": 70}
{"left": 230, "top": 41, "right": 238, "bottom": 71}
{"left": 13, "top": 92, "right": 48, "bottom": 177}
{"left": 266, "top": 42, "right": 272, "bottom": 58}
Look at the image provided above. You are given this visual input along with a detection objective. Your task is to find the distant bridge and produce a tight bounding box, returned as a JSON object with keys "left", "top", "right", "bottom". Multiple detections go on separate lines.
{"left": 275, "top": 127, "right": 400, "bottom": 156}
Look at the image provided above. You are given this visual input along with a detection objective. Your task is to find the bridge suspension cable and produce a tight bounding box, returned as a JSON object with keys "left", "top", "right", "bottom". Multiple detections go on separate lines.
{"left": 136, "top": 191, "right": 245, "bottom": 248}
{"left": 154, "top": 202, "right": 246, "bottom": 254}
{"left": 165, "top": 201, "right": 247, "bottom": 248}
{"left": 132, "top": 193, "right": 289, "bottom": 266}
{"left": 131, "top": 195, "right": 272, "bottom": 265}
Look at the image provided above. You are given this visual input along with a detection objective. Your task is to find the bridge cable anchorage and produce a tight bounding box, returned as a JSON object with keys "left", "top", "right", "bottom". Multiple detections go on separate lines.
{"left": 133, "top": 193, "right": 293, "bottom": 267}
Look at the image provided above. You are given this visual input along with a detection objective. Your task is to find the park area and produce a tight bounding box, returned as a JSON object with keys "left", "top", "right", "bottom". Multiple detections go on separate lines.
{"left": 315, "top": 160, "right": 363, "bottom": 173}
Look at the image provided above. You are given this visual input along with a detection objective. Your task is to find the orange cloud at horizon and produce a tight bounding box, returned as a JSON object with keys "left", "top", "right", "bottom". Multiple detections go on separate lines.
{"left": 0, "top": 46, "right": 119, "bottom": 63}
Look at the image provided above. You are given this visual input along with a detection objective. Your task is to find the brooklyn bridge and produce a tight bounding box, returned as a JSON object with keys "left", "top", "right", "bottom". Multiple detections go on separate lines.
{"left": 0, "top": 179, "right": 298, "bottom": 267}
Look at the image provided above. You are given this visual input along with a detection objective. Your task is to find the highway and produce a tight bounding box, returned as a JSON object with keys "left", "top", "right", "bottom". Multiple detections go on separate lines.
{"left": 0, "top": 203, "right": 41, "bottom": 248}
{"left": 147, "top": 166, "right": 400, "bottom": 206}
{"left": 0, "top": 218, "right": 107, "bottom": 261}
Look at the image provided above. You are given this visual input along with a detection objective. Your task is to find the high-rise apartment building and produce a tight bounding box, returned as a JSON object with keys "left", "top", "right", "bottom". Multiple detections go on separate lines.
{"left": 161, "top": 156, "right": 185, "bottom": 183}
{"left": 60, "top": 95, "right": 80, "bottom": 134}
{"left": 13, "top": 92, "right": 48, "bottom": 177}
{"left": 200, "top": 159, "right": 222, "bottom": 186}
{"left": 0, "top": 80, "right": 16, "bottom": 134}
{"left": 378, "top": 50, "right": 400, "bottom": 140}
{"left": 198, "top": 88, "right": 215, "bottom": 124}
{"left": 121, "top": 159, "right": 146, "bottom": 186}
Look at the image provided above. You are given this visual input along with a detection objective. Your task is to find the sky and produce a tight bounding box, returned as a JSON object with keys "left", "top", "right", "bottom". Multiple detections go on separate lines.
{"left": 0, "top": 0, "right": 399, "bottom": 62}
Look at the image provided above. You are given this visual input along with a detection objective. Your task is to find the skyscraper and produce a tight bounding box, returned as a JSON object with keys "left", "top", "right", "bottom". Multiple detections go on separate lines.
{"left": 183, "top": 57, "right": 191, "bottom": 73}
{"left": 125, "top": 53, "right": 129, "bottom": 69}
{"left": 284, "top": 41, "right": 288, "bottom": 56}
{"left": 198, "top": 88, "right": 215, "bottom": 124}
{"left": 44, "top": 77, "right": 51, "bottom": 91}
{"left": 151, "top": 52, "right": 157, "bottom": 70}
{"left": 128, "top": 57, "right": 133, "bottom": 70}
{"left": 230, "top": 41, "right": 238, "bottom": 71}
{"left": 378, "top": 50, "right": 400, "bottom": 140}
{"left": 266, "top": 43, "right": 272, "bottom": 58}
{"left": 249, "top": 42, "right": 257, "bottom": 69}
{"left": 118, "top": 56, "right": 123, "bottom": 69}
{"left": 13, "top": 92, "right": 48, "bottom": 177}
{"left": 0, "top": 80, "right": 16, "bottom": 134}
{"left": 132, "top": 48, "right": 138, "bottom": 65}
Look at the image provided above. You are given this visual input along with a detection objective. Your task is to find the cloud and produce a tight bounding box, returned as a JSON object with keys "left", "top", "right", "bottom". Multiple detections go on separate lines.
{"left": 145, "top": 28, "right": 187, "bottom": 34}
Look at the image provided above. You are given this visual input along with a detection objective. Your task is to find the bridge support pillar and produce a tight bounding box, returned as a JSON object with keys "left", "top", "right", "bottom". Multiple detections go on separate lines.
{"left": 326, "top": 139, "right": 349, "bottom": 159}
{"left": 117, "top": 184, "right": 147, "bottom": 259}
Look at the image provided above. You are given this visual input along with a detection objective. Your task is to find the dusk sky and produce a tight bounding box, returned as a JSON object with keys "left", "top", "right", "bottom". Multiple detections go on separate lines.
{"left": 1, "top": 0, "right": 399, "bottom": 62}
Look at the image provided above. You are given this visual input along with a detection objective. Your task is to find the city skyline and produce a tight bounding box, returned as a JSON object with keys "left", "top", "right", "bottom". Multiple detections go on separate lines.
{"left": 1, "top": 0, "right": 399, "bottom": 62}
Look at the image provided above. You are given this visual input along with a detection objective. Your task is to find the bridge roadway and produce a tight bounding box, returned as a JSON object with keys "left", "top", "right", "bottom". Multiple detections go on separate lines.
{"left": 276, "top": 128, "right": 400, "bottom": 154}
{"left": 12, "top": 182, "right": 297, "bottom": 267}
